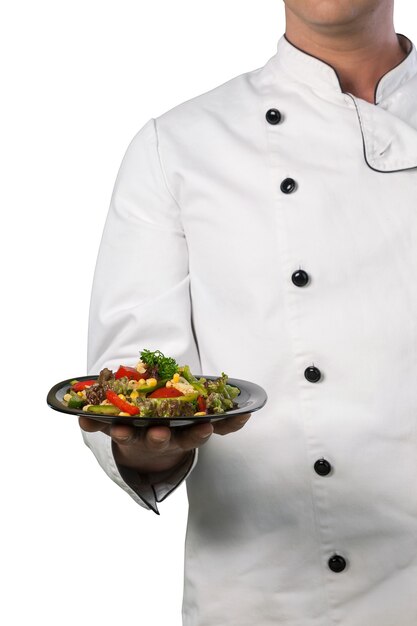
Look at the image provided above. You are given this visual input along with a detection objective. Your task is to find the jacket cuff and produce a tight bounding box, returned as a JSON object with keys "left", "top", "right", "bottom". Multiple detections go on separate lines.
{"left": 82, "top": 429, "right": 199, "bottom": 515}
{"left": 151, "top": 446, "right": 198, "bottom": 503}
{"left": 113, "top": 444, "right": 199, "bottom": 513}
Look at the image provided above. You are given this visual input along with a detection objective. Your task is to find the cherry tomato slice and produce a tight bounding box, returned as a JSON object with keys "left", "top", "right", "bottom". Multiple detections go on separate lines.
{"left": 71, "top": 380, "right": 97, "bottom": 392}
{"left": 115, "top": 365, "right": 149, "bottom": 381}
{"left": 148, "top": 387, "right": 184, "bottom": 398}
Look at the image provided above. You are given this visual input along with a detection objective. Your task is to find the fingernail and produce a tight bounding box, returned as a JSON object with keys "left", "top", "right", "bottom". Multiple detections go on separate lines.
{"left": 115, "top": 435, "right": 130, "bottom": 443}
{"left": 201, "top": 426, "right": 213, "bottom": 438}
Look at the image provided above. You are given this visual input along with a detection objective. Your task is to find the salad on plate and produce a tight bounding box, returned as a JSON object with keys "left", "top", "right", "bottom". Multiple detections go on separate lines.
{"left": 63, "top": 349, "right": 240, "bottom": 419}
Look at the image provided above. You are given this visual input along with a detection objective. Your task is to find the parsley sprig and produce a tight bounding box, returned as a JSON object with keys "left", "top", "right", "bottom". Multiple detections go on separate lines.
{"left": 140, "top": 349, "right": 178, "bottom": 380}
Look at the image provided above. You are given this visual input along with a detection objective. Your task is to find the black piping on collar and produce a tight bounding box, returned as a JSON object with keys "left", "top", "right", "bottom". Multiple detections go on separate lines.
{"left": 373, "top": 33, "right": 413, "bottom": 104}
{"left": 283, "top": 33, "right": 345, "bottom": 93}
{"left": 347, "top": 93, "right": 417, "bottom": 173}
{"left": 283, "top": 32, "right": 413, "bottom": 105}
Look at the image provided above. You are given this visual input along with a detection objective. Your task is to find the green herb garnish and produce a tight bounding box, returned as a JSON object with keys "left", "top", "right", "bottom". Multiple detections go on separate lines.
{"left": 140, "top": 349, "right": 178, "bottom": 380}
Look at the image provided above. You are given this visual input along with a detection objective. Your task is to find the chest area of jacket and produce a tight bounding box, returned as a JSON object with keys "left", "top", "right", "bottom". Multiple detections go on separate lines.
{"left": 178, "top": 125, "right": 417, "bottom": 282}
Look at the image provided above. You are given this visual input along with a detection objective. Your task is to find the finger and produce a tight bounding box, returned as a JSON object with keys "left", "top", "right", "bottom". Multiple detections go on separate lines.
{"left": 173, "top": 421, "right": 214, "bottom": 451}
{"left": 212, "top": 413, "right": 251, "bottom": 436}
{"left": 109, "top": 424, "right": 139, "bottom": 445}
{"left": 78, "top": 416, "right": 111, "bottom": 435}
{"left": 143, "top": 426, "right": 173, "bottom": 453}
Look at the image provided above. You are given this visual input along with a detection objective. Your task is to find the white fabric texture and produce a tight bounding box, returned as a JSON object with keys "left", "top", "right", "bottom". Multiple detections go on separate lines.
{"left": 83, "top": 33, "right": 417, "bottom": 626}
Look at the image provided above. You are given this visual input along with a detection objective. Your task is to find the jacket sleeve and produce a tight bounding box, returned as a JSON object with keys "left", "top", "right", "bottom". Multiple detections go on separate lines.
{"left": 82, "top": 117, "right": 201, "bottom": 515}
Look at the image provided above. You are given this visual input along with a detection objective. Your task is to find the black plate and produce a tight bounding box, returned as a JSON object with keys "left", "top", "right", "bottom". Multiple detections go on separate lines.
{"left": 46, "top": 375, "right": 268, "bottom": 427}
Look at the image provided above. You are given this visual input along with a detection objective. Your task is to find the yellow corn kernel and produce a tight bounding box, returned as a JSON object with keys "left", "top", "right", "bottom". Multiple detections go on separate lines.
{"left": 139, "top": 378, "right": 146, "bottom": 385}
{"left": 130, "top": 391, "right": 139, "bottom": 400}
{"left": 194, "top": 411, "right": 207, "bottom": 416}
{"left": 118, "top": 412, "right": 130, "bottom": 417}
{"left": 77, "top": 391, "right": 84, "bottom": 397}
{"left": 118, "top": 394, "right": 126, "bottom": 400}
{"left": 146, "top": 377, "right": 157, "bottom": 387}
{"left": 173, "top": 373, "right": 180, "bottom": 383}
{"left": 166, "top": 381, "right": 172, "bottom": 388}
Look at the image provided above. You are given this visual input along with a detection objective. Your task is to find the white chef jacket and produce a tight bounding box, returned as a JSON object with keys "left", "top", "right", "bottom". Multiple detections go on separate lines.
{"left": 83, "top": 33, "right": 417, "bottom": 626}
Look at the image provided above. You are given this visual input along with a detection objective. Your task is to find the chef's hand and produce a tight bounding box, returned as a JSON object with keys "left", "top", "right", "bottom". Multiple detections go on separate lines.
{"left": 79, "top": 413, "right": 251, "bottom": 474}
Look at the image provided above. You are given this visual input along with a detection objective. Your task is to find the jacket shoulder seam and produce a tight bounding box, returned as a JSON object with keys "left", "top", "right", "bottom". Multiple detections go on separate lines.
{"left": 152, "top": 117, "right": 185, "bottom": 224}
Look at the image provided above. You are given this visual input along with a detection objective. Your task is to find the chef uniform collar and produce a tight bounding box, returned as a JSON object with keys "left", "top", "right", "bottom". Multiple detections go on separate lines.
{"left": 269, "top": 33, "right": 417, "bottom": 172}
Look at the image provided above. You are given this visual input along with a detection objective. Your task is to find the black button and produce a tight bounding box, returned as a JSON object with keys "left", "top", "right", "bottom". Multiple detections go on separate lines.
{"left": 266, "top": 108, "right": 282, "bottom": 125}
{"left": 314, "top": 459, "right": 332, "bottom": 476}
{"left": 328, "top": 554, "right": 347, "bottom": 573}
{"left": 292, "top": 269, "right": 309, "bottom": 287}
{"left": 304, "top": 366, "right": 321, "bottom": 383}
{"left": 280, "top": 178, "right": 297, "bottom": 194}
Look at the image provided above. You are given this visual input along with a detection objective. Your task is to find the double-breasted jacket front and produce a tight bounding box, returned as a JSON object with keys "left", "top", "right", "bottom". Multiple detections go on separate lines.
{"left": 84, "top": 34, "right": 417, "bottom": 626}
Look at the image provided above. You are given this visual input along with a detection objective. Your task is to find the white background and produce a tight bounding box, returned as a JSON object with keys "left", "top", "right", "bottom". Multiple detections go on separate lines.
{"left": 1, "top": 1, "right": 415, "bottom": 624}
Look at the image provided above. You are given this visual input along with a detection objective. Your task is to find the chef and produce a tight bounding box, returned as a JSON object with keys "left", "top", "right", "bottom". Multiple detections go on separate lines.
{"left": 80, "top": 0, "right": 417, "bottom": 624}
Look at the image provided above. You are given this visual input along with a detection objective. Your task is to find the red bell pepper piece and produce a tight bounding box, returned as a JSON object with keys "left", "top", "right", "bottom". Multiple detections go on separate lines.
{"left": 197, "top": 395, "right": 207, "bottom": 412}
{"left": 106, "top": 390, "right": 140, "bottom": 416}
{"left": 71, "top": 380, "right": 97, "bottom": 392}
{"left": 115, "top": 365, "right": 149, "bottom": 381}
{"left": 148, "top": 387, "right": 184, "bottom": 398}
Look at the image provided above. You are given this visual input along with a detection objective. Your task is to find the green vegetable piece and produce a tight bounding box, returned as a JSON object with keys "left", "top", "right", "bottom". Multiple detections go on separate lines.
{"left": 206, "top": 392, "right": 226, "bottom": 414}
{"left": 84, "top": 404, "right": 120, "bottom": 415}
{"left": 139, "top": 391, "right": 198, "bottom": 404}
{"left": 136, "top": 378, "right": 169, "bottom": 395}
{"left": 225, "top": 384, "right": 240, "bottom": 400}
{"left": 67, "top": 394, "right": 86, "bottom": 409}
{"left": 176, "top": 392, "right": 199, "bottom": 402}
{"left": 179, "top": 365, "right": 208, "bottom": 397}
